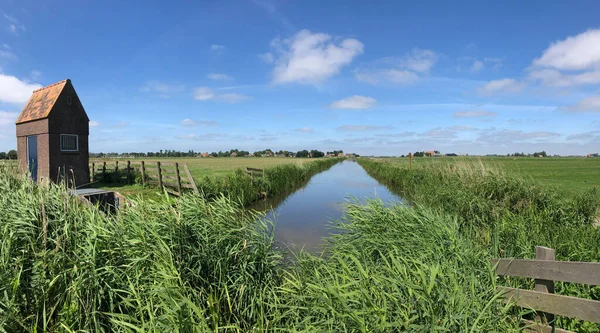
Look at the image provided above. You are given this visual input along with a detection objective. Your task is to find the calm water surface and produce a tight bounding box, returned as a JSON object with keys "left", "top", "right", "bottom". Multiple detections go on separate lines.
{"left": 250, "top": 160, "right": 401, "bottom": 251}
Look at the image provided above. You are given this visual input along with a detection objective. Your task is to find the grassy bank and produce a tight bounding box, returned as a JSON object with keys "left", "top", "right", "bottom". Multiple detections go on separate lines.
{"left": 0, "top": 171, "right": 521, "bottom": 332}
{"left": 196, "top": 157, "right": 344, "bottom": 206}
{"left": 93, "top": 157, "right": 343, "bottom": 204}
{"left": 358, "top": 157, "right": 600, "bottom": 331}
{"left": 375, "top": 156, "right": 600, "bottom": 194}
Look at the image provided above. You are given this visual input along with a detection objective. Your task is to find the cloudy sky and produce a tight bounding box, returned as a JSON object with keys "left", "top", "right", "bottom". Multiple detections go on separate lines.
{"left": 1, "top": 0, "right": 599, "bottom": 155}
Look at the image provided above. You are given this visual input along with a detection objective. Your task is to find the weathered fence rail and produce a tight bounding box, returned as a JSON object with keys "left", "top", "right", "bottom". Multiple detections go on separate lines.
{"left": 90, "top": 160, "right": 198, "bottom": 197}
{"left": 492, "top": 246, "right": 600, "bottom": 333}
{"left": 245, "top": 167, "right": 264, "bottom": 185}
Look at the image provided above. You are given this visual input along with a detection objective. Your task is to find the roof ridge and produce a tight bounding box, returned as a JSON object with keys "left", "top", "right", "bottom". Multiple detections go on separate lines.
{"left": 32, "top": 79, "right": 69, "bottom": 93}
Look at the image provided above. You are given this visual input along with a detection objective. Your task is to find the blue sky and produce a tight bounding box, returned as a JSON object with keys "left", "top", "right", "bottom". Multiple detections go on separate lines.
{"left": 1, "top": 0, "right": 599, "bottom": 155}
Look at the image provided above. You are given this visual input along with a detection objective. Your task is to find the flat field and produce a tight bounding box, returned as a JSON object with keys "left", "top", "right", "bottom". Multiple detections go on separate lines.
{"left": 89, "top": 157, "right": 315, "bottom": 198}
{"left": 91, "top": 157, "right": 313, "bottom": 179}
{"left": 373, "top": 156, "right": 600, "bottom": 194}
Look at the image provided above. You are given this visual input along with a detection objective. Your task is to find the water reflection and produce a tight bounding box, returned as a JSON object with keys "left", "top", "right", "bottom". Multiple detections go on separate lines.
{"left": 250, "top": 160, "right": 401, "bottom": 252}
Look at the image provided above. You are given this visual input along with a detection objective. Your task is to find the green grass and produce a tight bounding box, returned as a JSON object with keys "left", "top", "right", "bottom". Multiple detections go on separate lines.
{"left": 0, "top": 171, "right": 521, "bottom": 332}
{"left": 3, "top": 157, "right": 600, "bottom": 331}
{"left": 376, "top": 156, "right": 600, "bottom": 195}
{"left": 358, "top": 157, "right": 600, "bottom": 332}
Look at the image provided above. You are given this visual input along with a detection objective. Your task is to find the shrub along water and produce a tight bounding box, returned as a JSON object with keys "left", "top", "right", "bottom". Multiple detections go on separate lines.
{"left": 1, "top": 171, "right": 523, "bottom": 332}
{"left": 197, "top": 157, "right": 343, "bottom": 206}
{"left": 358, "top": 157, "right": 600, "bottom": 331}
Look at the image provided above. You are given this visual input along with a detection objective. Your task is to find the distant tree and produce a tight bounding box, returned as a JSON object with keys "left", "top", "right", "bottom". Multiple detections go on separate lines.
{"left": 296, "top": 150, "right": 309, "bottom": 158}
{"left": 533, "top": 151, "right": 547, "bottom": 157}
{"left": 7, "top": 150, "right": 17, "bottom": 160}
{"left": 0, "top": 152, "right": 6, "bottom": 159}
{"left": 434, "top": 150, "right": 440, "bottom": 154}
{"left": 310, "top": 150, "right": 324, "bottom": 158}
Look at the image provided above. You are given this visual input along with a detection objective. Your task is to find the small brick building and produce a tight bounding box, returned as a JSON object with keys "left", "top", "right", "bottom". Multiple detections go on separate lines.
{"left": 15, "top": 79, "right": 90, "bottom": 187}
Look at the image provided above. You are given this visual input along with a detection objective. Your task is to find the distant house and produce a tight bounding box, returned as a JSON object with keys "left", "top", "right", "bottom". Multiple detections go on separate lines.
{"left": 337, "top": 153, "right": 344, "bottom": 157}
{"left": 15, "top": 79, "right": 89, "bottom": 187}
{"left": 201, "top": 153, "right": 209, "bottom": 158}
{"left": 327, "top": 153, "right": 334, "bottom": 158}
{"left": 425, "top": 151, "right": 436, "bottom": 157}
{"left": 230, "top": 152, "right": 237, "bottom": 157}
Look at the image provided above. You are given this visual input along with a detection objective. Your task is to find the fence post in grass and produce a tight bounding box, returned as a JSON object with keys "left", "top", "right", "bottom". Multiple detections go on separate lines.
{"left": 115, "top": 160, "right": 119, "bottom": 183}
{"left": 127, "top": 160, "right": 131, "bottom": 184}
{"left": 175, "top": 162, "right": 182, "bottom": 196}
{"left": 102, "top": 162, "right": 106, "bottom": 182}
{"left": 408, "top": 152, "right": 412, "bottom": 170}
{"left": 157, "top": 161, "right": 163, "bottom": 190}
{"left": 535, "top": 246, "right": 555, "bottom": 327}
{"left": 183, "top": 163, "right": 199, "bottom": 194}
{"left": 141, "top": 161, "right": 146, "bottom": 186}
{"left": 91, "top": 162, "right": 95, "bottom": 182}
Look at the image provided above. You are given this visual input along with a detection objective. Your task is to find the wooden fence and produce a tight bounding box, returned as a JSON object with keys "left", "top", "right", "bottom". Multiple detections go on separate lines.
{"left": 492, "top": 246, "right": 600, "bottom": 333}
{"left": 90, "top": 160, "right": 199, "bottom": 197}
{"left": 245, "top": 167, "right": 264, "bottom": 185}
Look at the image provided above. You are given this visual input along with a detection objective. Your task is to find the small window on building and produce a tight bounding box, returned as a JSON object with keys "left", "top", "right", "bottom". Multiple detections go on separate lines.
{"left": 67, "top": 96, "right": 72, "bottom": 105}
{"left": 60, "top": 134, "right": 78, "bottom": 152}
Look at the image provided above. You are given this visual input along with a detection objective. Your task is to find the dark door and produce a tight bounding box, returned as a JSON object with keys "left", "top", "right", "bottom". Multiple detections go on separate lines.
{"left": 27, "top": 135, "right": 38, "bottom": 180}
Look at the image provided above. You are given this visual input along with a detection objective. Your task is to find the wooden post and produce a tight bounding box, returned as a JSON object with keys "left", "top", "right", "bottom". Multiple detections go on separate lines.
{"left": 141, "top": 161, "right": 146, "bottom": 186}
{"left": 175, "top": 162, "right": 182, "bottom": 196}
{"left": 157, "top": 161, "right": 163, "bottom": 190}
{"left": 115, "top": 160, "right": 119, "bottom": 183}
{"left": 127, "top": 160, "right": 131, "bottom": 184}
{"left": 251, "top": 170, "right": 254, "bottom": 185}
{"left": 91, "top": 162, "right": 95, "bottom": 182}
{"left": 102, "top": 162, "right": 106, "bottom": 182}
{"left": 183, "top": 163, "right": 199, "bottom": 194}
{"left": 408, "top": 152, "right": 412, "bottom": 170}
{"left": 535, "top": 246, "right": 555, "bottom": 327}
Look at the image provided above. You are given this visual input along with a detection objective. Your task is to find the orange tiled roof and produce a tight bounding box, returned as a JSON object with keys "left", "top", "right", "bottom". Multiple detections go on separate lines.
{"left": 15, "top": 79, "right": 69, "bottom": 124}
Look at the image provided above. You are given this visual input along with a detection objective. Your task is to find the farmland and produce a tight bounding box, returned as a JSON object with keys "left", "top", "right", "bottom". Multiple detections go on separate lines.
{"left": 374, "top": 156, "right": 600, "bottom": 195}
{"left": 1, "top": 156, "right": 600, "bottom": 331}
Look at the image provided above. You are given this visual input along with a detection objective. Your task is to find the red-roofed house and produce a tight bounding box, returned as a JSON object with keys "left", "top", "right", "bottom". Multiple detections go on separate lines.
{"left": 15, "top": 79, "right": 90, "bottom": 187}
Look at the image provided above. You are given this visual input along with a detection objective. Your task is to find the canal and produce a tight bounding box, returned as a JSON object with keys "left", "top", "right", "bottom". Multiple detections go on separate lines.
{"left": 250, "top": 160, "right": 401, "bottom": 251}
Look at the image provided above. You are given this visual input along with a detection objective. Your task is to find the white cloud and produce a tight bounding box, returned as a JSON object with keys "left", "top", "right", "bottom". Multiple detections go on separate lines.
{"left": 193, "top": 87, "right": 215, "bottom": 100}
{"left": 219, "top": 93, "right": 248, "bottom": 103}
{"left": 207, "top": 73, "right": 233, "bottom": 81}
{"left": 477, "top": 78, "right": 525, "bottom": 95}
{"left": 181, "top": 119, "right": 219, "bottom": 127}
{"left": 453, "top": 110, "right": 497, "bottom": 118}
{"left": 295, "top": 127, "right": 313, "bottom": 133}
{"left": 269, "top": 29, "right": 364, "bottom": 84}
{"left": 449, "top": 125, "right": 478, "bottom": 131}
{"left": 419, "top": 127, "right": 458, "bottom": 139}
{"left": 355, "top": 69, "right": 418, "bottom": 84}
{"left": 533, "top": 29, "right": 600, "bottom": 71}
{"left": 0, "top": 111, "right": 18, "bottom": 125}
{"left": 193, "top": 87, "right": 249, "bottom": 103}
{"left": 4, "top": 14, "right": 24, "bottom": 35}
{"left": 528, "top": 68, "right": 600, "bottom": 87}
{"left": 478, "top": 129, "right": 561, "bottom": 144}
{"left": 0, "top": 74, "right": 42, "bottom": 104}
{"left": 141, "top": 81, "right": 185, "bottom": 97}
{"left": 258, "top": 52, "right": 274, "bottom": 64}
{"left": 400, "top": 48, "right": 438, "bottom": 73}
{"left": 210, "top": 44, "right": 225, "bottom": 52}
{"left": 337, "top": 125, "right": 393, "bottom": 131}
{"left": 355, "top": 48, "right": 437, "bottom": 85}
{"left": 560, "top": 96, "right": 600, "bottom": 113}
{"left": 89, "top": 120, "right": 100, "bottom": 127}
{"left": 484, "top": 57, "right": 503, "bottom": 70}
{"left": 470, "top": 60, "right": 484, "bottom": 72}
{"left": 329, "top": 95, "right": 376, "bottom": 109}
{"left": 0, "top": 49, "right": 16, "bottom": 60}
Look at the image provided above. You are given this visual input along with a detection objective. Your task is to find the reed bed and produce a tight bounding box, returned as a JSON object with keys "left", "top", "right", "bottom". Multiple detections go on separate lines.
{"left": 1, "top": 170, "right": 524, "bottom": 332}
{"left": 358, "top": 157, "right": 600, "bottom": 331}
